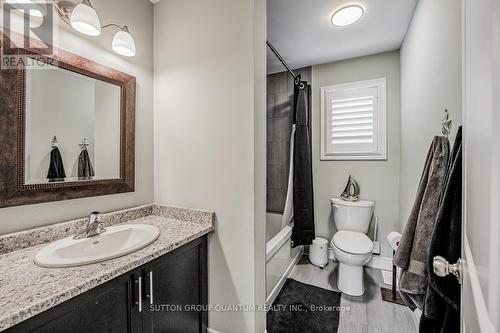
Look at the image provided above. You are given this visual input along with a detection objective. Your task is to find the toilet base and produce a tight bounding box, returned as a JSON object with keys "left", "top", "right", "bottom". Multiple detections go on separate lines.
{"left": 337, "top": 262, "right": 365, "bottom": 296}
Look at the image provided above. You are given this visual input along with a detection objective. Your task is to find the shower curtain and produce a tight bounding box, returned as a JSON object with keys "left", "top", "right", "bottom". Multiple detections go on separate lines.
{"left": 281, "top": 124, "right": 296, "bottom": 229}
{"left": 289, "top": 84, "right": 315, "bottom": 247}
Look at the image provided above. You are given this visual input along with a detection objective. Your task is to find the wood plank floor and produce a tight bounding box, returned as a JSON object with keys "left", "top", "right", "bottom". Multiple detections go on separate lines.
{"left": 288, "top": 257, "right": 417, "bottom": 333}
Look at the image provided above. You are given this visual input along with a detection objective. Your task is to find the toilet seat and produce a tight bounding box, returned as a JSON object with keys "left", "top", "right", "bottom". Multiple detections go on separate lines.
{"left": 333, "top": 231, "right": 373, "bottom": 255}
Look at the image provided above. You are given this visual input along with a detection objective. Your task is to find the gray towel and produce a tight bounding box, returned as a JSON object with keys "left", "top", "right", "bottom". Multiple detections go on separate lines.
{"left": 394, "top": 136, "right": 450, "bottom": 310}
{"left": 78, "top": 149, "right": 95, "bottom": 180}
{"left": 420, "top": 127, "right": 462, "bottom": 332}
{"left": 47, "top": 147, "right": 66, "bottom": 182}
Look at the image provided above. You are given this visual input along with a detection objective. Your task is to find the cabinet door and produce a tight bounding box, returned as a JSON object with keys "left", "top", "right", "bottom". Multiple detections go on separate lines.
{"left": 7, "top": 270, "right": 141, "bottom": 333}
{"left": 143, "top": 237, "right": 207, "bottom": 333}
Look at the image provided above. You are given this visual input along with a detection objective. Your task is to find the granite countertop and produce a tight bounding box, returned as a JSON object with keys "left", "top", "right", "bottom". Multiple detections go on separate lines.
{"left": 0, "top": 204, "right": 215, "bottom": 331}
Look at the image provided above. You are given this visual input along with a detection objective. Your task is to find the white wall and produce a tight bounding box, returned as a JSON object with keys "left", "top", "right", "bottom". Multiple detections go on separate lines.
{"left": 25, "top": 68, "right": 121, "bottom": 182}
{"left": 312, "top": 51, "right": 401, "bottom": 257}
{"left": 0, "top": 0, "right": 154, "bottom": 234}
{"left": 399, "top": 0, "right": 462, "bottom": 227}
{"left": 94, "top": 81, "right": 121, "bottom": 179}
{"left": 153, "top": 0, "right": 266, "bottom": 332}
{"left": 26, "top": 67, "right": 96, "bottom": 180}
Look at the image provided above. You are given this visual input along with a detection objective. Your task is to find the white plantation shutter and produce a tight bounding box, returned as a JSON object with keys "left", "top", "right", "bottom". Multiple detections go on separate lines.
{"left": 321, "top": 78, "right": 387, "bottom": 160}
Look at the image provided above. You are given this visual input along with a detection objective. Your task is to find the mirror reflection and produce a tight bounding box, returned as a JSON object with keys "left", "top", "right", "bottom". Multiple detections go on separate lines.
{"left": 24, "top": 57, "right": 121, "bottom": 184}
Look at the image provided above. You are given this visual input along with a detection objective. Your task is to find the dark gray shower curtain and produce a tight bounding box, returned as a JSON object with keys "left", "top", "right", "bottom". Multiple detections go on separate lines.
{"left": 292, "top": 84, "right": 315, "bottom": 247}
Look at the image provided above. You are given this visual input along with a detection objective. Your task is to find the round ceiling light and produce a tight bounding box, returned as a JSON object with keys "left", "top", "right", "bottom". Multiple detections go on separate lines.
{"left": 331, "top": 5, "right": 364, "bottom": 27}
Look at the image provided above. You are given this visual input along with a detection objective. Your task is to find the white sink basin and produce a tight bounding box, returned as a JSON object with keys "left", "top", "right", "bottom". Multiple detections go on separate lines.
{"left": 34, "top": 224, "right": 160, "bottom": 268}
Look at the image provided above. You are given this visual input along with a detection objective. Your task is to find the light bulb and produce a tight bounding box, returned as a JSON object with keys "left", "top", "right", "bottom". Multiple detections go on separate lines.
{"left": 112, "top": 27, "right": 136, "bottom": 57}
{"left": 70, "top": 1, "right": 101, "bottom": 36}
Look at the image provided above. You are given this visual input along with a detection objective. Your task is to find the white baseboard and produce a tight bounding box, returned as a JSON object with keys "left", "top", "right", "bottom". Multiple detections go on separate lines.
{"left": 365, "top": 255, "right": 393, "bottom": 271}
{"left": 207, "top": 328, "right": 222, "bottom": 333}
{"left": 411, "top": 308, "right": 421, "bottom": 331}
{"left": 207, "top": 326, "right": 268, "bottom": 332}
{"left": 266, "top": 247, "right": 303, "bottom": 306}
{"left": 381, "top": 268, "right": 401, "bottom": 287}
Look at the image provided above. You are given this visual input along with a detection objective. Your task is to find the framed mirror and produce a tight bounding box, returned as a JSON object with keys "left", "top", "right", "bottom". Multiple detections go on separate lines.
{"left": 0, "top": 31, "right": 136, "bottom": 208}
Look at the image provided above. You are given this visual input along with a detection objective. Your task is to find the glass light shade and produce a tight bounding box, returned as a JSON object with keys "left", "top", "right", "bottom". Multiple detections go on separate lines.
{"left": 70, "top": 2, "right": 101, "bottom": 36}
{"left": 331, "top": 5, "right": 364, "bottom": 27}
{"left": 112, "top": 29, "right": 136, "bottom": 57}
{"left": 6, "top": 0, "right": 47, "bottom": 17}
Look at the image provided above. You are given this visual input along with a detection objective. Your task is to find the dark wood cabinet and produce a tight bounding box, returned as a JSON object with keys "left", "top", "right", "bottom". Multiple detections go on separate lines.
{"left": 7, "top": 236, "right": 208, "bottom": 333}
{"left": 143, "top": 238, "right": 207, "bottom": 333}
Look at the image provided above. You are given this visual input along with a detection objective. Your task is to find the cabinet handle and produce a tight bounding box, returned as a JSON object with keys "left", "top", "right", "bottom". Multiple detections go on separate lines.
{"left": 149, "top": 271, "right": 154, "bottom": 305}
{"left": 135, "top": 277, "right": 142, "bottom": 312}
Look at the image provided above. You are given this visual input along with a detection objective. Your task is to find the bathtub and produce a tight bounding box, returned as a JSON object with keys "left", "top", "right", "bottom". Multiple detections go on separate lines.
{"left": 266, "top": 213, "right": 303, "bottom": 305}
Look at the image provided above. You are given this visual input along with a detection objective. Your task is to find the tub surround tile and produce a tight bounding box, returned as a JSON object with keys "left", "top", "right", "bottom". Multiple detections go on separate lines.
{"left": 0, "top": 204, "right": 215, "bottom": 331}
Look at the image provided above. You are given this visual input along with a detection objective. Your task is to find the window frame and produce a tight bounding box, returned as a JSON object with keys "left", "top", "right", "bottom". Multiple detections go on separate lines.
{"left": 320, "top": 77, "right": 387, "bottom": 161}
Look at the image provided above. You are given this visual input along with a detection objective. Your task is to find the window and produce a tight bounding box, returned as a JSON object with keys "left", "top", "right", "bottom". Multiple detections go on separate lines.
{"left": 320, "top": 78, "right": 387, "bottom": 160}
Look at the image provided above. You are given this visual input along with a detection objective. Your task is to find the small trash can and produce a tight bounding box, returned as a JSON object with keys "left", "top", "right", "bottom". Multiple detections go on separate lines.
{"left": 309, "top": 237, "right": 329, "bottom": 268}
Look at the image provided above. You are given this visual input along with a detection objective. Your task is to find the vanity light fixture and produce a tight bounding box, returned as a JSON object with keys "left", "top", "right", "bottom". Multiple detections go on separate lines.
{"left": 55, "top": 0, "right": 136, "bottom": 57}
{"left": 5, "top": 0, "right": 47, "bottom": 17}
{"left": 331, "top": 5, "right": 364, "bottom": 27}
{"left": 104, "top": 24, "right": 136, "bottom": 57}
{"left": 69, "top": 0, "right": 101, "bottom": 36}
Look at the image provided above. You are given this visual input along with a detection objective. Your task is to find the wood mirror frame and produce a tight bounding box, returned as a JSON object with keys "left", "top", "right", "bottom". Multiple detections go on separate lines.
{"left": 0, "top": 31, "right": 136, "bottom": 208}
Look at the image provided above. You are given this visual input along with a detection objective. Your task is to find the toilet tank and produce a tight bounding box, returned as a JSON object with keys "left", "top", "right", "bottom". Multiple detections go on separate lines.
{"left": 330, "top": 198, "right": 375, "bottom": 233}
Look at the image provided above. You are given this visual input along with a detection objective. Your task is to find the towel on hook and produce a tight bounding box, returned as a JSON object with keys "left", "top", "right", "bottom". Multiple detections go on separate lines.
{"left": 394, "top": 136, "right": 450, "bottom": 310}
{"left": 78, "top": 149, "right": 95, "bottom": 179}
{"left": 419, "top": 127, "right": 462, "bottom": 332}
{"left": 47, "top": 147, "right": 66, "bottom": 182}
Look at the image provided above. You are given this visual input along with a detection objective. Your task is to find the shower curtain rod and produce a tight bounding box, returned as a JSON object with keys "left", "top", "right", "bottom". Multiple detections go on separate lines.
{"left": 267, "top": 40, "right": 304, "bottom": 88}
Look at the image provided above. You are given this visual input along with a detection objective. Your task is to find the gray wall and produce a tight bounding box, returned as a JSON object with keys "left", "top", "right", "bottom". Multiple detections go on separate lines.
{"left": 25, "top": 68, "right": 96, "bottom": 181}
{"left": 311, "top": 51, "right": 401, "bottom": 257}
{"left": 266, "top": 67, "right": 311, "bottom": 213}
{"left": 153, "top": 0, "right": 267, "bottom": 332}
{"left": 25, "top": 70, "right": 121, "bottom": 182}
{"left": 399, "top": 0, "right": 462, "bottom": 228}
{"left": 0, "top": 0, "right": 154, "bottom": 235}
{"left": 94, "top": 81, "right": 121, "bottom": 180}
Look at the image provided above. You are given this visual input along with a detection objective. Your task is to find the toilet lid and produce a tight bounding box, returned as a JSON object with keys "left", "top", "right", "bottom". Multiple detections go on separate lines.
{"left": 333, "top": 231, "right": 373, "bottom": 255}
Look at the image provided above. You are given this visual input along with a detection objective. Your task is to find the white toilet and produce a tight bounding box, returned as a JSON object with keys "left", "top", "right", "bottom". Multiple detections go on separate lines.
{"left": 330, "top": 197, "right": 375, "bottom": 296}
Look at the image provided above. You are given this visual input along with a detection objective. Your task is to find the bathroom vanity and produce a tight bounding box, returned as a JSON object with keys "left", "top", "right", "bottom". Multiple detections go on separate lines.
{"left": 0, "top": 31, "right": 215, "bottom": 333}
{"left": 0, "top": 205, "right": 214, "bottom": 333}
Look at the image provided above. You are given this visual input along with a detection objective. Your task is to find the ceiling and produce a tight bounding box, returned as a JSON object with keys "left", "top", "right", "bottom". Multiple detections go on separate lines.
{"left": 267, "top": 0, "right": 418, "bottom": 73}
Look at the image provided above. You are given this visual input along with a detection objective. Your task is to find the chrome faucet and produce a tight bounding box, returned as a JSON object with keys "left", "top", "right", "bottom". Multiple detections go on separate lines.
{"left": 74, "top": 211, "right": 106, "bottom": 240}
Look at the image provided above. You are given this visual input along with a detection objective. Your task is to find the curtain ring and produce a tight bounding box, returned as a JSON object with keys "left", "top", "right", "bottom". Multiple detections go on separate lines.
{"left": 295, "top": 78, "right": 305, "bottom": 90}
